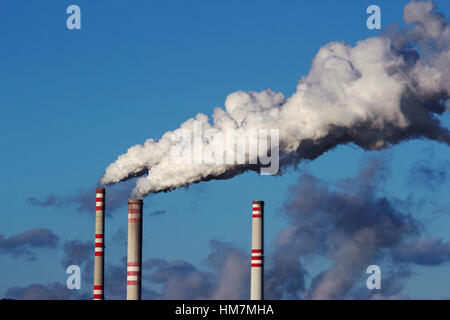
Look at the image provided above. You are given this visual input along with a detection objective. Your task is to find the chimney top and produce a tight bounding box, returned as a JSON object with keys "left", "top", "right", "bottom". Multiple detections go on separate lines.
{"left": 128, "top": 199, "right": 143, "bottom": 204}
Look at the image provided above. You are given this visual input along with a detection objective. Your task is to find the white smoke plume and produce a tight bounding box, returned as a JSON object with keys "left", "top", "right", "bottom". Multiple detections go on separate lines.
{"left": 101, "top": 1, "right": 450, "bottom": 198}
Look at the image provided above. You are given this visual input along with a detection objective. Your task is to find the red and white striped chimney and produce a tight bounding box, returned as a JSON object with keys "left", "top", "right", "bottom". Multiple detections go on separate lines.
{"left": 127, "top": 199, "right": 143, "bottom": 300}
{"left": 250, "top": 200, "right": 264, "bottom": 300}
{"left": 93, "top": 188, "right": 105, "bottom": 300}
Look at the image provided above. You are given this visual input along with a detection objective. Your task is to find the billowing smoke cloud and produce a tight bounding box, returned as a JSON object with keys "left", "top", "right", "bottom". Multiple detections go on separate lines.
{"left": 101, "top": 0, "right": 449, "bottom": 198}
{"left": 264, "top": 157, "right": 413, "bottom": 299}
{"left": 0, "top": 228, "right": 59, "bottom": 260}
{"left": 264, "top": 154, "right": 449, "bottom": 299}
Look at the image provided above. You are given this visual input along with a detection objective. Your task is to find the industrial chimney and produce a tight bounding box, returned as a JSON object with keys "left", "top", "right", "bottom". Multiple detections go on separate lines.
{"left": 250, "top": 200, "right": 264, "bottom": 300}
{"left": 93, "top": 188, "right": 105, "bottom": 300}
{"left": 127, "top": 199, "right": 143, "bottom": 300}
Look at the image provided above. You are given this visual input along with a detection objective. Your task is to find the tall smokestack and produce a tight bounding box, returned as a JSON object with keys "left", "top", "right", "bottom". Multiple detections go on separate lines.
{"left": 93, "top": 188, "right": 105, "bottom": 300}
{"left": 250, "top": 200, "right": 264, "bottom": 300}
{"left": 127, "top": 199, "right": 143, "bottom": 300}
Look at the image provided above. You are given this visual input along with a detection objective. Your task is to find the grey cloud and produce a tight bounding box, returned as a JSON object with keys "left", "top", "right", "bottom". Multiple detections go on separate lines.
{"left": 26, "top": 181, "right": 135, "bottom": 216}
{"left": 392, "top": 238, "right": 450, "bottom": 266}
{"left": 5, "top": 282, "right": 72, "bottom": 300}
{"left": 0, "top": 228, "right": 59, "bottom": 259}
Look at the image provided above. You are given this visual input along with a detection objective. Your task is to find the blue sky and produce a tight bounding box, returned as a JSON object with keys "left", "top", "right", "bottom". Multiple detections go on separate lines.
{"left": 0, "top": 0, "right": 449, "bottom": 299}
